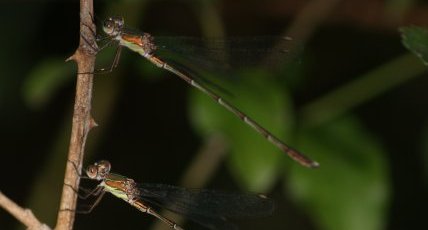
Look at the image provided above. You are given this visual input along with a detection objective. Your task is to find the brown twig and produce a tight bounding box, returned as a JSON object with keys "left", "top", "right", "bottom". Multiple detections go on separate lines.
{"left": 55, "top": 0, "right": 97, "bottom": 229}
{"left": 0, "top": 191, "right": 51, "bottom": 230}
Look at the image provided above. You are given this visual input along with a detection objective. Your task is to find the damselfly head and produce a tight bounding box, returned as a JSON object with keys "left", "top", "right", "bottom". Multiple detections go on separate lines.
{"left": 102, "top": 16, "right": 124, "bottom": 36}
{"left": 86, "top": 160, "right": 111, "bottom": 180}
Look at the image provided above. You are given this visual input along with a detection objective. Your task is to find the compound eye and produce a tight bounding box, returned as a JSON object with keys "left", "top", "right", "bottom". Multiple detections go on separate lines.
{"left": 86, "top": 165, "right": 98, "bottom": 179}
{"left": 117, "top": 17, "right": 124, "bottom": 27}
{"left": 98, "top": 160, "right": 111, "bottom": 175}
{"left": 102, "top": 20, "right": 115, "bottom": 35}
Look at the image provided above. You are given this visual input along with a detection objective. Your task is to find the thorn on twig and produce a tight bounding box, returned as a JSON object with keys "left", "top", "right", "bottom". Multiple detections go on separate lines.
{"left": 65, "top": 53, "right": 77, "bottom": 62}
{"left": 89, "top": 117, "right": 98, "bottom": 129}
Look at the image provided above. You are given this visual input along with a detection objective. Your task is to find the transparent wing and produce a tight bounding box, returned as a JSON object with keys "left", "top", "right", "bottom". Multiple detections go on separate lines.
{"left": 153, "top": 36, "right": 297, "bottom": 72}
{"left": 138, "top": 183, "right": 274, "bottom": 229}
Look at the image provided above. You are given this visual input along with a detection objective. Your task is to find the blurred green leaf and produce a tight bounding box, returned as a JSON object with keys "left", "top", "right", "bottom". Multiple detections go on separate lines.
{"left": 189, "top": 69, "right": 294, "bottom": 191}
{"left": 23, "top": 57, "right": 74, "bottom": 108}
{"left": 300, "top": 53, "right": 426, "bottom": 127}
{"left": 277, "top": 52, "right": 308, "bottom": 90}
{"left": 400, "top": 26, "right": 428, "bottom": 66}
{"left": 288, "top": 117, "right": 389, "bottom": 230}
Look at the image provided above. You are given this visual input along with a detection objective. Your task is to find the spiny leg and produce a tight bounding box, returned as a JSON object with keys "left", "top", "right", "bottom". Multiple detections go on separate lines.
{"left": 76, "top": 190, "right": 106, "bottom": 214}
{"left": 96, "top": 45, "right": 122, "bottom": 74}
{"left": 80, "top": 22, "right": 99, "bottom": 53}
{"left": 65, "top": 160, "right": 102, "bottom": 199}
{"left": 79, "top": 21, "right": 122, "bottom": 75}
{"left": 59, "top": 187, "right": 105, "bottom": 214}
{"left": 67, "top": 159, "right": 86, "bottom": 178}
{"left": 77, "top": 40, "right": 122, "bottom": 75}
{"left": 65, "top": 183, "right": 104, "bottom": 200}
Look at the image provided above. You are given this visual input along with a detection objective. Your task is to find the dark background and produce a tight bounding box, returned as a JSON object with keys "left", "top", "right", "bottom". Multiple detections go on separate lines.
{"left": 1, "top": 0, "right": 427, "bottom": 230}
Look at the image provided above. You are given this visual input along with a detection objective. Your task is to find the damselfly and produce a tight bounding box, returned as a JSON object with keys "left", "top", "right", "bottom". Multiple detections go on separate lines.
{"left": 78, "top": 160, "right": 275, "bottom": 230}
{"left": 89, "top": 16, "right": 319, "bottom": 168}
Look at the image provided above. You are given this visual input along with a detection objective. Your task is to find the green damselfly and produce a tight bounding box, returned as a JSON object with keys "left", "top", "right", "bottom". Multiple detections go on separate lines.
{"left": 78, "top": 160, "right": 275, "bottom": 230}
{"left": 88, "top": 16, "right": 319, "bottom": 168}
